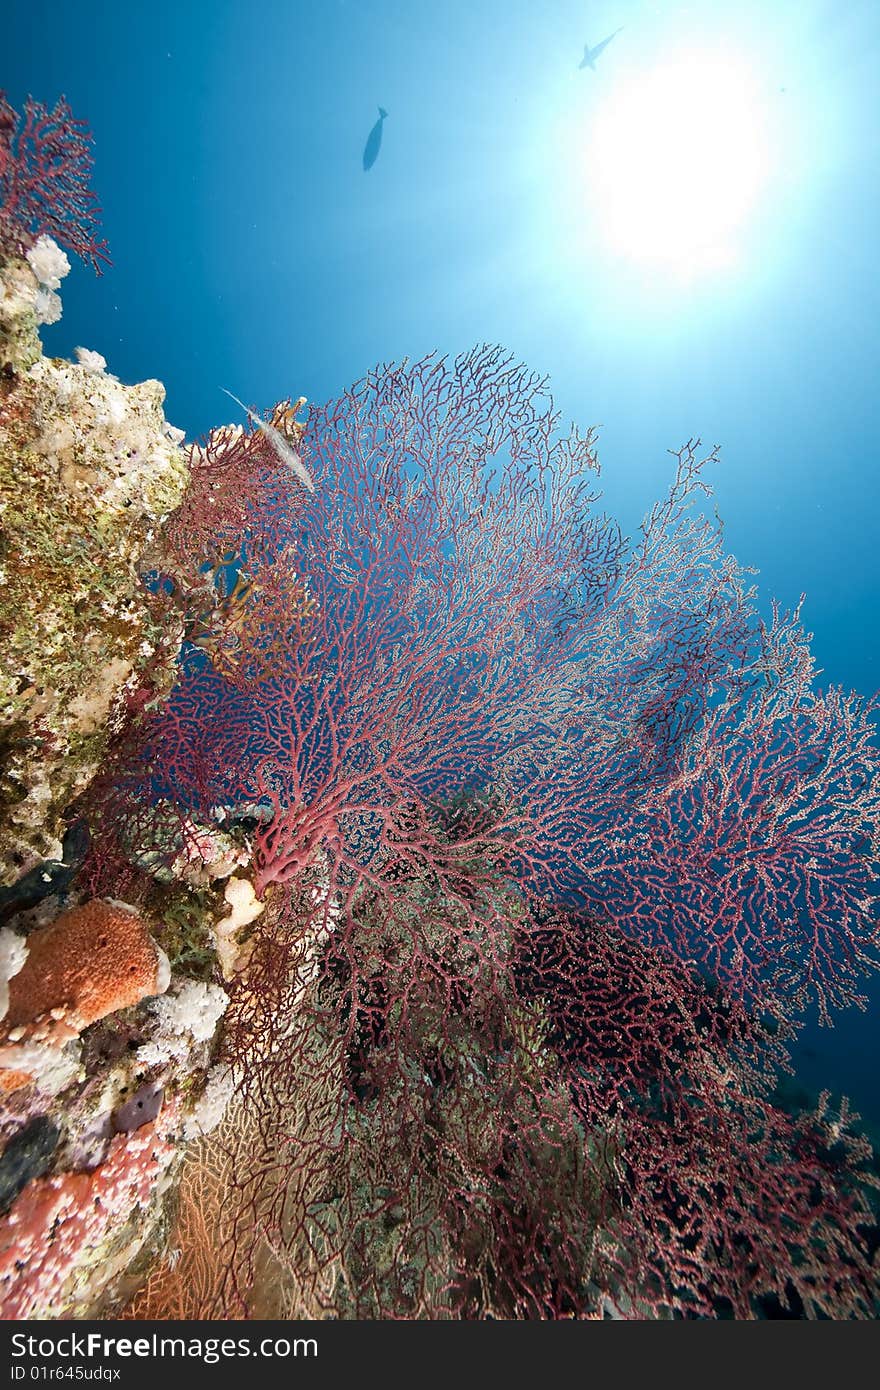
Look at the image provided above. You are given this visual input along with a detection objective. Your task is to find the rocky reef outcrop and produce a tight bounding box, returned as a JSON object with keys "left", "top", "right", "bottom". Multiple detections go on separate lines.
{"left": 0, "top": 243, "right": 244, "bottom": 1317}
{"left": 0, "top": 239, "right": 189, "bottom": 882}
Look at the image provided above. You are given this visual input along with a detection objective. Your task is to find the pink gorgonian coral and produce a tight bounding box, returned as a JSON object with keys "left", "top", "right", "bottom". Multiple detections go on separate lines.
{"left": 0, "top": 91, "right": 109, "bottom": 271}
{"left": 83, "top": 348, "right": 880, "bottom": 1318}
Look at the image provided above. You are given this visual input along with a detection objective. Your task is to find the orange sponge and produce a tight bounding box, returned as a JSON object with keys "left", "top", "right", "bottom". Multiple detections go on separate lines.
{"left": 0, "top": 900, "right": 170, "bottom": 1048}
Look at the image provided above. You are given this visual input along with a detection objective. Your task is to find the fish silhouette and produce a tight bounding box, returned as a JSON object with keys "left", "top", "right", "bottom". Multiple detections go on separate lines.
{"left": 578, "top": 27, "right": 623, "bottom": 70}
{"left": 362, "top": 106, "right": 388, "bottom": 171}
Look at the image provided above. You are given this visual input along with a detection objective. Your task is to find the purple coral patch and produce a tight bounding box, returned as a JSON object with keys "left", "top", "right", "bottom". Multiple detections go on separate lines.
{"left": 111, "top": 1082, "right": 164, "bottom": 1134}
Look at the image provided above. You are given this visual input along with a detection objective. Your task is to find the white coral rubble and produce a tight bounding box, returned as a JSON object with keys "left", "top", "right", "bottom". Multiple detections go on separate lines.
{"left": 136, "top": 980, "right": 228, "bottom": 1066}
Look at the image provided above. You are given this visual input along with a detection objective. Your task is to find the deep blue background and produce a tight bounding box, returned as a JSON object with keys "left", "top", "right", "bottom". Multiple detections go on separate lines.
{"left": 3, "top": 0, "right": 878, "bottom": 1130}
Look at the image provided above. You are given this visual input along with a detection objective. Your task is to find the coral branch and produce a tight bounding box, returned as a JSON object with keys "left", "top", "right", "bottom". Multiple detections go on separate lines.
{"left": 0, "top": 92, "right": 109, "bottom": 271}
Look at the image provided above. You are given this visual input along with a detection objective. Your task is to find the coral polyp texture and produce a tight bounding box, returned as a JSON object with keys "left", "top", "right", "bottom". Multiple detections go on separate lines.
{"left": 1, "top": 91, "right": 878, "bottom": 1321}
{"left": 0, "top": 93, "right": 227, "bottom": 1319}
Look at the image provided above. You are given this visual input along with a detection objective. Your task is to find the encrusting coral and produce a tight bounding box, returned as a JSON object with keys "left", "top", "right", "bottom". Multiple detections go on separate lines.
{"left": 0, "top": 926, "right": 26, "bottom": 1020}
{"left": 212, "top": 874, "right": 264, "bottom": 979}
{"left": 0, "top": 1110, "right": 180, "bottom": 1319}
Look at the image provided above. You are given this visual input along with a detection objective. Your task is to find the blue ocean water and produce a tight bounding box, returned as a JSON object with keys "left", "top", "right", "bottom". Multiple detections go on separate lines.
{"left": 3, "top": 0, "right": 878, "bottom": 1130}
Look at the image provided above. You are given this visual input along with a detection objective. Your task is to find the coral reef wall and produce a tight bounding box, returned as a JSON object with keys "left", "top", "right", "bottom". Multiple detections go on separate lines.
{"left": 0, "top": 240, "right": 188, "bottom": 880}
{"left": 0, "top": 232, "right": 238, "bottom": 1316}
{"left": 1, "top": 89, "right": 878, "bottom": 1323}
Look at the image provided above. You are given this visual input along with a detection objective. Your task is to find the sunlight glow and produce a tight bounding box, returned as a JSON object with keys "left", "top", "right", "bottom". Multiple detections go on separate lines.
{"left": 583, "top": 48, "right": 775, "bottom": 278}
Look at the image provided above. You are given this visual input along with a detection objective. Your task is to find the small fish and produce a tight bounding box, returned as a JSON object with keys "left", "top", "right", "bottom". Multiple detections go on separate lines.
{"left": 221, "top": 387, "right": 315, "bottom": 493}
{"left": 362, "top": 106, "right": 388, "bottom": 172}
{"left": 579, "top": 27, "right": 623, "bottom": 70}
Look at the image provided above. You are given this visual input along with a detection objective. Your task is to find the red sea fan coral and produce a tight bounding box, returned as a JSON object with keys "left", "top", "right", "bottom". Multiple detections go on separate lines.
{"left": 0, "top": 91, "right": 109, "bottom": 270}
{"left": 87, "top": 347, "right": 880, "bottom": 1318}
{"left": 196, "top": 887, "right": 878, "bottom": 1319}
{"left": 517, "top": 912, "right": 878, "bottom": 1318}
{"left": 567, "top": 602, "right": 880, "bottom": 1019}
{"left": 136, "top": 350, "right": 878, "bottom": 1018}
{"left": 163, "top": 422, "right": 307, "bottom": 572}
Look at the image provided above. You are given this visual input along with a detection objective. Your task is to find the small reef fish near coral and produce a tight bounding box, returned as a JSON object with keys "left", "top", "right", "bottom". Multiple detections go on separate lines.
{"left": 220, "top": 386, "right": 315, "bottom": 493}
